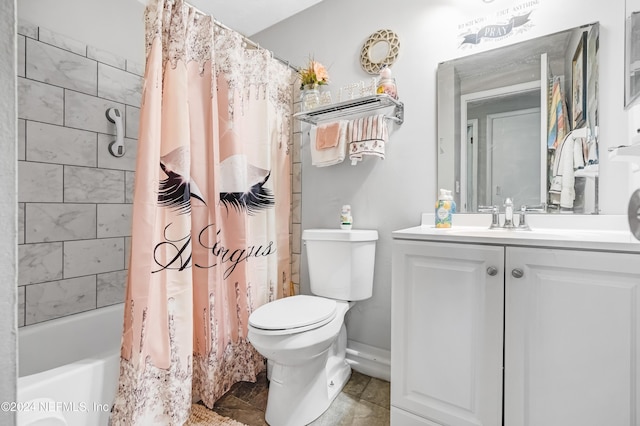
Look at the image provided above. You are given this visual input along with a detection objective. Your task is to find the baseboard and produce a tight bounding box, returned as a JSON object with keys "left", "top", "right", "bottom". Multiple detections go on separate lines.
{"left": 345, "top": 340, "right": 390, "bottom": 382}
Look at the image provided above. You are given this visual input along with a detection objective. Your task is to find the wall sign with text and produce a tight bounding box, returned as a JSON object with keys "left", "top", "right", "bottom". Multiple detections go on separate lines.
{"left": 458, "top": 0, "right": 539, "bottom": 49}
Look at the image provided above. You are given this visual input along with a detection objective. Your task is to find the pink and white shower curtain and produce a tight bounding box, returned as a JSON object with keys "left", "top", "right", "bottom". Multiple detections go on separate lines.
{"left": 110, "top": 1, "right": 293, "bottom": 424}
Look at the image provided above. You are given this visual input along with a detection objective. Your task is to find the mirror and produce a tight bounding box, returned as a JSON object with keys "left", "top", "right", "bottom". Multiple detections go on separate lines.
{"left": 437, "top": 23, "right": 600, "bottom": 214}
{"left": 360, "top": 29, "right": 400, "bottom": 74}
{"left": 369, "top": 41, "right": 391, "bottom": 64}
{"left": 626, "top": 0, "right": 640, "bottom": 107}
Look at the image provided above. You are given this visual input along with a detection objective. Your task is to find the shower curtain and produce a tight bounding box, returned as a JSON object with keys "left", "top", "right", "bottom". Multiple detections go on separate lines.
{"left": 111, "top": 1, "right": 293, "bottom": 424}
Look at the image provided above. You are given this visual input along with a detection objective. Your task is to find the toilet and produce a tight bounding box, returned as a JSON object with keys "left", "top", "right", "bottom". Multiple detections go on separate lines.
{"left": 248, "top": 228, "right": 378, "bottom": 426}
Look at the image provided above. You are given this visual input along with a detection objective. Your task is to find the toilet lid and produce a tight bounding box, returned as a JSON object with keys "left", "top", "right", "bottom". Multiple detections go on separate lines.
{"left": 249, "top": 295, "right": 337, "bottom": 332}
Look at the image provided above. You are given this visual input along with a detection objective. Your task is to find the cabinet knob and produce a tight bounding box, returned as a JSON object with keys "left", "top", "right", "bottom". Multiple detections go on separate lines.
{"left": 487, "top": 266, "right": 498, "bottom": 276}
{"left": 511, "top": 268, "right": 524, "bottom": 278}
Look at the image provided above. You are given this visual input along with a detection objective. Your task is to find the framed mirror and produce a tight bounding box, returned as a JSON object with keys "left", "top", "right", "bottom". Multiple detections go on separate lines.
{"left": 437, "top": 23, "right": 599, "bottom": 214}
{"left": 626, "top": 0, "right": 640, "bottom": 107}
{"left": 360, "top": 29, "right": 400, "bottom": 74}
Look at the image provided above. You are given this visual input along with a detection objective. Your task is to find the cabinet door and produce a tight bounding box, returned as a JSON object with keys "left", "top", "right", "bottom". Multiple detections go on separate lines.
{"left": 505, "top": 247, "right": 640, "bottom": 426}
{"left": 392, "top": 240, "right": 504, "bottom": 426}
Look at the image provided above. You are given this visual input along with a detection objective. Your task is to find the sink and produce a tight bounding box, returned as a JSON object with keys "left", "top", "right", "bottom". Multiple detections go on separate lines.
{"left": 432, "top": 226, "right": 633, "bottom": 243}
{"left": 393, "top": 214, "right": 640, "bottom": 251}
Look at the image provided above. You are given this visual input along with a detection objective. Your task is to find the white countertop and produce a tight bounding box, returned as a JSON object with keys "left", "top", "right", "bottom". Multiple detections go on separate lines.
{"left": 392, "top": 214, "right": 640, "bottom": 253}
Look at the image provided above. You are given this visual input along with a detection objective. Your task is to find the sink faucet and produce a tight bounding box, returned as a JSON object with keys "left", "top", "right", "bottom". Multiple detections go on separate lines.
{"left": 517, "top": 203, "right": 547, "bottom": 231}
{"left": 503, "top": 198, "right": 515, "bottom": 229}
{"left": 478, "top": 205, "right": 500, "bottom": 229}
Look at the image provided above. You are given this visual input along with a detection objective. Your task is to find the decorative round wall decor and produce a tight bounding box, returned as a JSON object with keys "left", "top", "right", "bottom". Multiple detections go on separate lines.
{"left": 360, "top": 29, "right": 400, "bottom": 74}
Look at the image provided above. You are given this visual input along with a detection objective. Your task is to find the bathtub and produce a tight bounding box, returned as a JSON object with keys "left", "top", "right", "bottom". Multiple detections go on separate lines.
{"left": 18, "top": 304, "right": 124, "bottom": 426}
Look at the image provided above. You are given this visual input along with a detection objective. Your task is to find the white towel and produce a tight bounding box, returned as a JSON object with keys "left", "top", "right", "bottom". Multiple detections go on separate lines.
{"left": 347, "top": 115, "right": 389, "bottom": 165}
{"left": 550, "top": 129, "right": 588, "bottom": 209}
{"left": 309, "top": 120, "right": 348, "bottom": 167}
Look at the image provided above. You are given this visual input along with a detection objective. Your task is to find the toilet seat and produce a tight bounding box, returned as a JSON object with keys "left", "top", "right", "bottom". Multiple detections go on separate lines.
{"left": 249, "top": 295, "right": 337, "bottom": 336}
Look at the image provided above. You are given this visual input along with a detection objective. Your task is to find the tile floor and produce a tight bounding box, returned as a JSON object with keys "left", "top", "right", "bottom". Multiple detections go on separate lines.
{"left": 211, "top": 370, "right": 390, "bottom": 425}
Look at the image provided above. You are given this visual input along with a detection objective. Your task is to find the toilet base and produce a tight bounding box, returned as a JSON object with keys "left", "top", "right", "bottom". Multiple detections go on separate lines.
{"left": 264, "top": 326, "right": 351, "bottom": 426}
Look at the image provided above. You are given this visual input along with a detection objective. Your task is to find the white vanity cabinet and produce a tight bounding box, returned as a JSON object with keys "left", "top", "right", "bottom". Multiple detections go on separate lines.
{"left": 391, "top": 238, "right": 640, "bottom": 426}
{"left": 504, "top": 246, "right": 640, "bottom": 426}
{"left": 391, "top": 240, "right": 505, "bottom": 426}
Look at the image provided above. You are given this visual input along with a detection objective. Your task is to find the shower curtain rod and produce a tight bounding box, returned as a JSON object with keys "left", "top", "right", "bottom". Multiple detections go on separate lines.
{"left": 173, "top": 0, "right": 299, "bottom": 73}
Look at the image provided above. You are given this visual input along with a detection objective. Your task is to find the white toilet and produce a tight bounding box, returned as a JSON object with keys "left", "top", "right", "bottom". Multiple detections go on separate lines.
{"left": 248, "top": 228, "right": 378, "bottom": 426}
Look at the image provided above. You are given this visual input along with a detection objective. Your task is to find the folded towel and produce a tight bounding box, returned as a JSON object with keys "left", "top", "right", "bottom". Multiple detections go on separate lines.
{"left": 348, "top": 115, "right": 388, "bottom": 165}
{"left": 316, "top": 122, "right": 342, "bottom": 150}
{"left": 310, "top": 120, "right": 348, "bottom": 167}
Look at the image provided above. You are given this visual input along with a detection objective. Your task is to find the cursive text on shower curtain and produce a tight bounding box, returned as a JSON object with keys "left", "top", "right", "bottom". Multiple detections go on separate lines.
{"left": 152, "top": 222, "right": 276, "bottom": 279}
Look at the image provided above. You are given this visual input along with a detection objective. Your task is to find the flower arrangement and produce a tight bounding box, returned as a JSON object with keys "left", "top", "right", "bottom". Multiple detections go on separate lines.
{"left": 299, "top": 58, "right": 329, "bottom": 89}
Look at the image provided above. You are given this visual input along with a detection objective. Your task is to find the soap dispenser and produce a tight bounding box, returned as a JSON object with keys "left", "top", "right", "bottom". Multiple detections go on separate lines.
{"left": 340, "top": 205, "right": 353, "bottom": 230}
{"left": 435, "top": 189, "right": 455, "bottom": 228}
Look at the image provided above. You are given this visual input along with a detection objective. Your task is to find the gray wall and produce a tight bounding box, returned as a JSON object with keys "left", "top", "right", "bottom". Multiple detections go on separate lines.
{"left": 254, "top": 0, "right": 632, "bottom": 352}
{"left": 17, "top": 21, "right": 143, "bottom": 327}
{"left": 1, "top": 0, "right": 18, "bottom": 423}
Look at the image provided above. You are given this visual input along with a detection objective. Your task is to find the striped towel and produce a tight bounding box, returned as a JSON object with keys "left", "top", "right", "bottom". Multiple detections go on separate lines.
{"left": 347, "top": 115, "right": 389, "bottom": 165}
{"left": 547, "top": 77, "right": 567, "bottom": 150}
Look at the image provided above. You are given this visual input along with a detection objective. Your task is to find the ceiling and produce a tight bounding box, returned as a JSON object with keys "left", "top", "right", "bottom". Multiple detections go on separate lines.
{"left": 187, "top": 0, "right": 325, "bottom": 36}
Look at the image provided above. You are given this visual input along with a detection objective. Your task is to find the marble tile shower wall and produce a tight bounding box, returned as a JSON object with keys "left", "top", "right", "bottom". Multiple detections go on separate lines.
{"left": 16, "top": 21, "right": 303, "bottom": 326}
{"left": 16, "top": 21, "right": 143, "bottom": 327}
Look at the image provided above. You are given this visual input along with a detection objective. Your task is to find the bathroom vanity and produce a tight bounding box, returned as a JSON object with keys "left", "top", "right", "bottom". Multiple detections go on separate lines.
{"left": 391, "top": 215, "right": 640, "bottom": 426}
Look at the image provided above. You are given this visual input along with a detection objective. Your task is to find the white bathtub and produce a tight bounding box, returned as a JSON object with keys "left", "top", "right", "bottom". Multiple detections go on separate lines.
{"left": 18, "top": 304, "right": 124, "bottom": 426}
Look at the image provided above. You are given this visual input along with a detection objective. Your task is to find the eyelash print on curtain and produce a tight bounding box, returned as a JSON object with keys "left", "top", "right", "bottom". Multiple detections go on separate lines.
{"left": 218, "top": 154, "right": 275, "bottom": 215}
{"left": 158, "top": 146, "right": 206, "bottom": 214}
{"left": 157, "top": 150, "right": 275, "bottom": 216}
{"left": 110, "top": 0, "right": 293, "bottom": 424}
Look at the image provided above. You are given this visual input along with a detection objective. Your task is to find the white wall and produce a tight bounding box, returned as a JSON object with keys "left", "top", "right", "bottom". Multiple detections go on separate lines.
{"left": 1, "top": 0, "right": 18, "bottom": 423}
{"left": 18, "top": 0, "right": 145, "bottom": 63}
{"left": 254, "top": 0, "right": 631, "bottom": 352}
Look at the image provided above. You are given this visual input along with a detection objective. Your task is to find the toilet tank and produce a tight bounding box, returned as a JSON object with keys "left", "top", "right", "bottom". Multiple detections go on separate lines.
{"left": 302, "top": 229, "right": 378, "bottom": 301}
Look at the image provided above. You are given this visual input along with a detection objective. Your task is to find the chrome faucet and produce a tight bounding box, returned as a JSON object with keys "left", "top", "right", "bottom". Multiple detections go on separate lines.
{"left": 478, "top": 205, "right": 500, "bottom": 229}
{"left": 517, "top": 203, "right": 547, "bottom": 230}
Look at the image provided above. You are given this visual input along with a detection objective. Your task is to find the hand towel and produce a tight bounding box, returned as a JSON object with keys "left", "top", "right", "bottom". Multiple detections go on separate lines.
{"left": 310, "top": 120, "right": 348, "bottom": 167}
{"left": 316, "top": 122, "right": 342, "bottom": 150}
{"left": 348, "top": 114, "right": 389, "bottom": 165}
{"left": 550, "top": 129, "right": 587, "bottom": 209}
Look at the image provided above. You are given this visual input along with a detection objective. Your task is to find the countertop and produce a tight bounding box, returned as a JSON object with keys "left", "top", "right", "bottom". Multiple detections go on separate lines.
{"left": 392, "top": 214, "right": 640, "bottom": 253}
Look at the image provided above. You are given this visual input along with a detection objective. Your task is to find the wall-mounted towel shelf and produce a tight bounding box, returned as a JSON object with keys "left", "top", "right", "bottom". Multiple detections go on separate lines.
{"left": 293, "top": 94, "right": 404, "bottom": 125}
